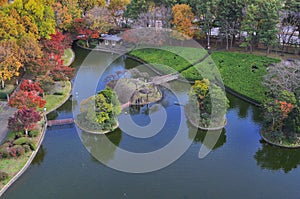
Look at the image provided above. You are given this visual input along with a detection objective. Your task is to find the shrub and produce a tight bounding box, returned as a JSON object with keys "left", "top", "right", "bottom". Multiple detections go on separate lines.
{"left": 28, "top": 141, "right": 37, "bottom": 151}
{"left": 23, "top": 145, "right": 31, "bottom": 153}
{"left": 5, "top": 131, "right": 24, "bottom": 143}
{"left": 13, "top": 137, "right": 30, "bottom": 145}
{"left": 14, "top": 145, "right": 25, "bottom": 156}
{"left": 29, "top": 129, "right": 39, "bottom": 137}
{"left": 53, "top": 92, "right": 63, "bottom": 95}
{"left": 0, "top": 147, "right": 9, "bottom": 159}
{"left": 9, "top": 147, "right": 18, "bottom": 157}
{"left": 0, "top": 171, "right": 9, "bottom": 181}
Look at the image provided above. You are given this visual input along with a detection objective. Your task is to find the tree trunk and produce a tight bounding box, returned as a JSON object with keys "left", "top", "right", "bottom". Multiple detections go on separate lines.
{"left": 231, "top": 34, "right": 235, "bottom": 49}
{"left": 226, "top": 32, "right": 229, "bottom": 50}
{"left": 1, "top": 79, "right": 4, "bottom": 89}
{"left": 267, "top": 46, "right": 270, "bottom": 55}
{"left": 25, "top": 129, "right": 28, "bottom": 136}
{"left": 207, "top": 28, "right": 211, "bottom": 49}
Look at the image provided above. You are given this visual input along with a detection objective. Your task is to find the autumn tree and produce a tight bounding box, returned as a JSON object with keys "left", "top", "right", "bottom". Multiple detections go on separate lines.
{"left": 0, "top": 10, "right": 26, "bottom": 40}
{"left": 78, "top": 0, "right": 106, "bottom": 15}
{"left": 61, "top": 0, "right": 82, "bottom": 20}
{"left": 41, "top": 31, "right": 72, "bottom": 58}
{"left": 20, "top": 79, "right": 44, "bottom": 95}
{"left": 0, "top": 40, "right": 23, "bottom": 88}
{"left": 53, "top": 2, "right": 73, "bottom": 31}
{"left": 9, "top": 0, "right": 56, "bottom": 39}
{"left": 18, "top": 35, "right": 42, "bottom": 66}
{"left": 50, "top": 64, "right": 75, "bottom": 81}
{"left": 263, "top": 60, "right": 300, "bottom": 137}
{"left": 86, "top": 7, "right": 115, "bottom": 33}
{"left": 107, "top": 0, "right": 130, "bottom": 26}
{"left": 8, "top": 108, "right": 42, "bottom": 136}
{"left": 9, "top": 90, "right": 46, "bottom": 110}
{"left": 172, "top": 4, "right": 194, "bottom": 39}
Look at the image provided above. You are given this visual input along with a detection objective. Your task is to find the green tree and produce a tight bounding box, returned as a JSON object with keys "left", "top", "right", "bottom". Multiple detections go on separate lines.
{"left": 216, "top": 0, "right": 244, "bottom": 50}
{"left": 191, "top": 0, "right": 218, "bottom": 49}
{"left": 124, "top": 0, "right": 148, "bottom": 20}
{"left": 79, "top": 88, "right": 121, "bottom": 131}
{"left": 241, "top": 0, "right": 281, "bottom": 53}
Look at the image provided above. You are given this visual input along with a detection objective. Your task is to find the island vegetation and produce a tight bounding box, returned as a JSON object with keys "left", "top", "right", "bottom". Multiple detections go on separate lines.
{"left": 76, "top": 88, "right": 121, "bottom": 133}
{"left": 186, "top": 79, "right": 229, "bottom": 129}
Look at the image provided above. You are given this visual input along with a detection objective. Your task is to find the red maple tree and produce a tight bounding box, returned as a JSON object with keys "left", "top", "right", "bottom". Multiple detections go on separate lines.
{"left": 8, "top": 108, "right": 42, "bottom": 136}
{"left": 9, "top": 90, "right": 46, "bottom": 110}
{"left": 20, "top": 79, "right": 44, "bottom": 94}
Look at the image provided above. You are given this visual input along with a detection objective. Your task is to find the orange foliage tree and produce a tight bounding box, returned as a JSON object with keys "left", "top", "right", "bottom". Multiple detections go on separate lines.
{"left": 171, "top": 4, "right": 195, "bottom": 40}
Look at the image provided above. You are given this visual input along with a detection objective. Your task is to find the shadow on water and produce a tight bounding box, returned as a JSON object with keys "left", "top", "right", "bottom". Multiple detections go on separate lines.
{"left": 187, "top": 121, "right": 227, "bottom": 151}
{"left": 31, "top": 145, "right": 47, "bottom": 166}
{"left": 254, "top": 142, "right": 300, "bottom": 173}
{"left": 227, "top": 93, "right": 264, "bottom": 124}
{"left": 80, "top": 129, "right": 122, "bottom": 164}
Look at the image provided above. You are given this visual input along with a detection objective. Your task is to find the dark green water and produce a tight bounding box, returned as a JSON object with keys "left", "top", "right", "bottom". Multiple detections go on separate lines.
{"left": 2, "top": 47, "right": 300, "bottom": 199}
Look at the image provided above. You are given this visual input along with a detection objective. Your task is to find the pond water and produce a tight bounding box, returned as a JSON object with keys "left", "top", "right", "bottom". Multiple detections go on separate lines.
{"left": 2, "top": 47, "right": 300, "bottom": 199}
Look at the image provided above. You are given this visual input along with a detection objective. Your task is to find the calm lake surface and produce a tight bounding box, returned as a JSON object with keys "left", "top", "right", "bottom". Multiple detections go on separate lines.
{"left": 2, "top": 47, "right": 300, "bottom": 199}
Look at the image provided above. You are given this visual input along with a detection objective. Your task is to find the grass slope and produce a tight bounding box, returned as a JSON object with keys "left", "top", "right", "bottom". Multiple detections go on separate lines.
{"left": 130, "top": 47, "right": 280, "bottom": 103}
{"left": 211, "top": 52, "right": 280, "bottom": 103}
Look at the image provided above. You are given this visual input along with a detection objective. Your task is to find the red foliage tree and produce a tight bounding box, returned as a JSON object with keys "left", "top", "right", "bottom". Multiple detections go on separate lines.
{"left": 8, "top": 108, "right": 41, "bottom": 136}
{"left": 51, "top": 64, "right": 75, "bottom": 81}
{"left": 41, "top": 30, "right": 73, "bottom": 58}
{"left": 20, "top": 80, "right": 44, "bottom": 94}
{"left": 9, "top": 90, "right": 46, "bottom": 110}
{"left": 26, "top": 56, "right": 56, "bottom": 75}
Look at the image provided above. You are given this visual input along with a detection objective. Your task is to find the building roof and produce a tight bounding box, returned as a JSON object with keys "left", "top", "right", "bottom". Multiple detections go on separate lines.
{"left": 101, "top": 35, "right": 122, "bottom": 42}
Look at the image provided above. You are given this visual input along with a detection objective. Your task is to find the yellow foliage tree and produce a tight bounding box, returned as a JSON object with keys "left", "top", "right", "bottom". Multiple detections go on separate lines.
{"left": 171, "top": 4, "right": 195, "bottom": 40}
{"left": 0, "top": 40, "right": 23, "bottom": 88}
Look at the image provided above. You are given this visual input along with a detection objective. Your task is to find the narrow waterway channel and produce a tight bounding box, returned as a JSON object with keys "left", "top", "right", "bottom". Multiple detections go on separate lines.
{"left": 2, "top": 47, "right": 300, "bottom": 199}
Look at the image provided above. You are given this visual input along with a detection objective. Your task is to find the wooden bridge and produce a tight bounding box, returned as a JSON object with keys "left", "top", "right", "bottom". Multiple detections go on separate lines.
{"left": 151, "top": 73, "right": 180, "bottom": 85}
{"left": 47, "top": 118, "right": 74, "bottom": 127}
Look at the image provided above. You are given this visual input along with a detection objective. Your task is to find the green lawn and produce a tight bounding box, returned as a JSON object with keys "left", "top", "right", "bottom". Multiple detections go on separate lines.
{"left": 130, "top": 46, "right": 207, "bottom": 74}
{"left": 0, "top": 152, "right": 31, "bottom": 188}
{"left": 211, "top": 52, "right": 280, "bottom": 103}
{"left": 130, "top": 47, "right": 280, "bottom": 103}
{"left": 62, "top": 48, "right": 75, "bottom": 66}
{"left": 43, "top": 81, "right": 71, "bottom": 113}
